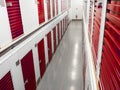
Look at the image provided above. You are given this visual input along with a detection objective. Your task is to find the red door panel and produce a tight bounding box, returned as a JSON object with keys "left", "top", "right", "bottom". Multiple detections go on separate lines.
{"left": 0, "top": 71, "right": 14, "bottom": 90}
{"left": 37, "top": 39, "right": 46, "bottom": 78}
{"left": 53, "top": 27, "right": 56, "bottom": 52}
{"left": 63, "top": 19, "right": 65, "bottom": 34}
{"left": 47, "top": 0, "right": 51, "bottom": 20}
{"left": 52, "top": 0, "right": 55, "bottom": 17}
{"left": 21, "top": 50, "right": 36, "bottom": 90}
{"left": 56, "top": 0, "right": 58, "bottom": 15}
{"left": 37, "top": 0, "right": 45, "bottom": 24}
{"left": 47, "top": 32, "right": 52, "bottom": 62}
{"left": 57, "top": 24, "right": 60, "bottom": 44}
{"left": 61, "top": 21, "right": 63, "bottom": 37}
{"left": 59, "top": 23, "right": 62, "bottom": 40}
{"left": 6, "top": 0, "right": 23, "bottom": 39}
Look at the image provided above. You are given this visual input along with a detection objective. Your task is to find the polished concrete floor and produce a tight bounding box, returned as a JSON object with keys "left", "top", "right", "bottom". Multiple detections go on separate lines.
{"left": 37, "top": 21, "right": 84, "bottom": 90}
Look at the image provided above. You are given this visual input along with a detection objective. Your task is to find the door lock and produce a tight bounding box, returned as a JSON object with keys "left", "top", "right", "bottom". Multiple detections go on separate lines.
{"left": 6, "top": 2, "right": 12, "bottom": 7}
{"left": 24, "top": 79, "right": 28, "bottom": 85}
{"left": 48, "top": 48, "right": 50, "bottom": 51}
{"left": 39, "top": 60, "right": 42, "bottom": 64}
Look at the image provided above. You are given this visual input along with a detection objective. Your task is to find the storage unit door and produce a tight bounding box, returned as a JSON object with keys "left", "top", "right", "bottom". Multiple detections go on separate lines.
{"left": 0, "top": 71, "right": 14, "bottom": 90}
{"left": 6, "top": 0, "right": 23, "bottom": 39}
{"left": 37, "top": 39, "right": 46, "bottom": 78}
{"left": 63, "top": 19, "right": 65, "bottom": 33}
{"left": 57, "top": 24, "right": 60, "bottom": 44}
{"left": 52, "top": 0, "right": 55, "bottom": 17}
{"left": 47, "top": 0, "right": 51, "bottom": 20}
{"left": 53, "top": 27, "right": 56, "bottom": 52}
{"left": 37, "top": 0, "right": 45, "bottom": 24}
{"left": 47, "top": 32, "right": 52, "bottom": 62}
{"left": 61, "top": 21, "right": 63, "bottom": 37}
{"left": 59, "top": 23, "right": 61, "bottom": 40}
{"left": 56, "top": 0, "right": 58, "bottom": 15}
{"left": 21, "top": 50, "right": 36, "bottom": 90}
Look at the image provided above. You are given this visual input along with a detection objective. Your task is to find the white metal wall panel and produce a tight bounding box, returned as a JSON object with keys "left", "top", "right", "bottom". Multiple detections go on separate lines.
{"left": 19, "top": 0, "right": 39, "bottom": 34}
{"left": 0, "top": 5, "right": 12, "bottom": 48}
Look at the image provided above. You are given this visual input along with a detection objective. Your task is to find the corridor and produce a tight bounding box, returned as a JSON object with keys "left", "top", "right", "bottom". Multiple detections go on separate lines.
{"left": 37, "top": 21, "right": 84, "bottom": 90}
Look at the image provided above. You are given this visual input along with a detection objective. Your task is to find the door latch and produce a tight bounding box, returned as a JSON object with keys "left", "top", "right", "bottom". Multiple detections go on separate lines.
{"left": 24, "top": 79, "right": 28, "bottom": 85}
{"left": 48, "top": 48, "right": 50, "bottom": 51}
{"left": 39, "top": 60, "right": 42, "bottom": 64}
{"left": 6, "top": 2, "right": 12, "bottom": 7}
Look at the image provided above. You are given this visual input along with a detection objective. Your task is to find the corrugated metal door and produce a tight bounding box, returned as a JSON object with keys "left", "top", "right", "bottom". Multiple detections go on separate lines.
{"left": 37, "top": 39, "right": 46, "bottom": 78}
{"left": 52, "top": 0, "right": 55, "bottom": 17}
{"left": 57, "top": 23, "right": 60, "bottom": 44}
{"left": 47, "top": 0, "right": 51, "bottom": 20}
{"left": 37, "top": 0, "right": 45, "bottom": 24}
{"left": 53, "top": 27, "right": 56, "bottom": 52}
{"left": 6, "top": 0, "right": 23, "bottom": 39}
{"left": 47, "top": 32, "right": 52, "bottom": 62}
{"left": 0, "top": 71, "right": 14, "bottom": 90}
{"left": 56, "top": 0, "right": 58, "bottom": 15}
{"left": 92, "top": 1, "right": 102, "bottom": 66}
{"left": 21, "top": 50, "right": 36, "bottom": 90}
{"left": 99, "top": 1, "right": 120, "bottom": 89}
{"left": 61, "top": 21, "right": 63, "bottom": 37}
{"left": 63, "top": 18, "right": 65, "bottom": 34}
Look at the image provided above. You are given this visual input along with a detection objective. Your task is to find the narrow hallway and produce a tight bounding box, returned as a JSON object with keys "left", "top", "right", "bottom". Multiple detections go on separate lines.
{"left": 37, "top": 21, "right": 84, "bottom": 90}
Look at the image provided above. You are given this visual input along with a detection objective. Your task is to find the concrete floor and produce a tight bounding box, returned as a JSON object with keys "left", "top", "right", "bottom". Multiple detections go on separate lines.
{"left": 37, "top": 21, "right": 84, "bottom": 90}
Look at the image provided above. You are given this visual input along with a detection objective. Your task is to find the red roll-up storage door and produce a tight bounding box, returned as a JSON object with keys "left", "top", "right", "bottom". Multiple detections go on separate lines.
{"left": 56, "top": 0, "right": 58, "bottom": 15}
{"left": 21, "top": 50, "right": 36, "bottom": 90}
{"left": 99, "top": 1, "right": 120, "bottom": 89}
{"left": 53, "top": 27, "right": 56, "bottom": 52}
{"left": 52, "top": 0, "right": 55, "bottom": 17}
{"left": 37, "top": 39, "right": 46, "bottom": 78}
{"left": 37, "top": 0, "right": 45, "bottom": 24}
{"left": 47, "top": 0, "right": 51, "bottom": 20}
{"left": 57, "top": 23, "right": 60, "bottom": 44}
{"left": 0, "top": 71, "right": 14, "bottom": 90}
{"left": 61, "top": 21, "right": 63, "bottom": 37}
{"left": 47, "top": 31, "right": 52, "bottom": 62}
{"left": 92, "top": 1, "right": 102, "bottom": 66}
{"left": 6, "top": 0, "right": 23, "bottom": 39}
{"left": 63, "top": 18, "right": 65, "bottom": 33}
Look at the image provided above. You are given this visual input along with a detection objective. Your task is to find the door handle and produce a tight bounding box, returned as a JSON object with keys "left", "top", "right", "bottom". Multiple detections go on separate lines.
{"left": 24, "top": 79, "right": 28, "bottom": 85}
{"left": 48, "top": 48, "right": 50, "bottom": 51}
{"left": 39, "top": 60, "right": 42, "bottom": 64}
{"left": 6, "top": 2, "right": 13, "bottom": 7}
{"left": 36, "top": 1, "right": 40, "bottom": 4}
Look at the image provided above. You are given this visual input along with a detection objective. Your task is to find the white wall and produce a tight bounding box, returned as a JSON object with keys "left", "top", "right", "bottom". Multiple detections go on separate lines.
{"left": 19, "top": 0, "right": 39, "bottom": 35}
{"left": 69, "top": 0, "right": 83, "bottom": 20}
{"left": 0, "top": 4, "right": 12, "bottom": 48}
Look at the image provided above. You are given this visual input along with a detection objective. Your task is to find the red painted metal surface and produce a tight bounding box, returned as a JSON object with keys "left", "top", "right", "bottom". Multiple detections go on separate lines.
{"left": 57, "top": 23, "right": 60, "bottom": 44}
{"left": 63, "top": 19, "right": 65, "bottom": 33}
{"left": 37, "top": 0, "right": 45, "bottom": 24}
{"left": 37, "top": 39, "right": 46, "bottom": 78}
{"left": 47, "top": 0, "right": 51, "bottom": 20}
{"left": 53, "top": 27, "right": 56, "bottom": 52}
{"left": 6, "top": 0, "right": 23, "bottom": 39}
{"left": 61, "top": 21, "right": 63, "bottom": 37}
{"left": 0, "top": 71, "right": 14, "bottom": 90}
{"left": 100, "top": 38, "right": 120, "bottom": 89}
{"left": 52, "top": 0, "right": 55, "bottom": 17}
{"left": 92, "top": 1, "right": 102, "bottom": 66}
{"left": 47, "top": 31, "right": 52, "bottom": 62}
{"left": 59, "top": 23, "right": 61, "bottom": 40}
{"left": 100, "top": 1, "right": 120, "bottom": 89}
{"left": 56, "top": 0, "right": 58, "bottom": 15}
{"left": 21, "top": 50, "right": 36, "bottom": 90}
